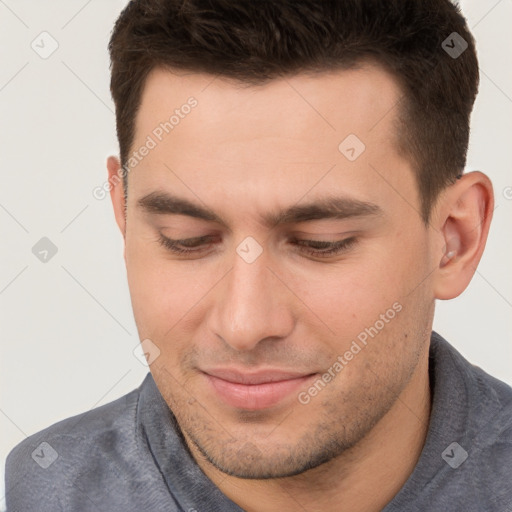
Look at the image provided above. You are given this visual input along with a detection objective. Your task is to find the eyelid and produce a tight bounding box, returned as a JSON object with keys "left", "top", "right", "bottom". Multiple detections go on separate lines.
{"left": 175, "top": 235, "right": 215, "bottom": 246}
{"left": 289, "top": 229, "right": 358, "bottom": 238}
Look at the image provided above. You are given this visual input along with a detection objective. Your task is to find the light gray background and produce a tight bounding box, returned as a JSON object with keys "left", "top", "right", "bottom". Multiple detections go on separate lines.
{"left": 1, "top": 0, "right": 511, "bottom": 507}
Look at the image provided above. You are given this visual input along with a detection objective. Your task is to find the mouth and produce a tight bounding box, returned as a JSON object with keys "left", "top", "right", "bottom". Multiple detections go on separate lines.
{"left": 200, "top": 368, "right": 318, "bottom": 410}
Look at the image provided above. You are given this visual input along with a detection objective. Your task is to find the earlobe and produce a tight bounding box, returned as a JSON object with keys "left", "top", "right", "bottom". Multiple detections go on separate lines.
{"left": 433, "top": 171, "right": 494, "bottom": 300}
{"left": 106, "top": 155, "right": 127, "bottom": 240}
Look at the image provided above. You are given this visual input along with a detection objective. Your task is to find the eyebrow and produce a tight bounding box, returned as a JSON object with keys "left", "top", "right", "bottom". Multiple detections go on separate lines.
{"left": 137, "top": 191, "right": 382, "bottom": 228}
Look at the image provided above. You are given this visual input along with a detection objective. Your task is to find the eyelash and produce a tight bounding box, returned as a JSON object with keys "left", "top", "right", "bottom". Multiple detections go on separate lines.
{"left": 157, "top": 234, "right": 357, "bottom": 258}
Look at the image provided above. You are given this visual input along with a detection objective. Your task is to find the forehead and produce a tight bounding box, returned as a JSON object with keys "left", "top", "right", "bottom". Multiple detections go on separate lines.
{"left": 136, "top": 62, "right": 404, "bottom": 142}
{"left": 128, "top": 63, "right": 417, "bottom": 223}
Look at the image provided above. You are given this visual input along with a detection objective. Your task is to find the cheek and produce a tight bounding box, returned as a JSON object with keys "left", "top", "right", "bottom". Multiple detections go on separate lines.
{"left": 290, "top": 238, "right": 428, "bottom": 342}
{"left": 125, "top": 235, "right": 204, "bottom": 339}
{"left": 290, "top": 261, "right": 396, "bottom": 323}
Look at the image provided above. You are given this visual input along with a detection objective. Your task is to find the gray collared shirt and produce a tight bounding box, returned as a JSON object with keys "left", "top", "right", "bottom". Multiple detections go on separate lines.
{"left": 5, "top": 332, "right": 512, "bottom": 511}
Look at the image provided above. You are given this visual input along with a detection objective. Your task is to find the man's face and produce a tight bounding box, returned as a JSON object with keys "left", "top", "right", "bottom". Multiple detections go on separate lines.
{"left": 120, "top": 64, "right": 439, "bottom": 478}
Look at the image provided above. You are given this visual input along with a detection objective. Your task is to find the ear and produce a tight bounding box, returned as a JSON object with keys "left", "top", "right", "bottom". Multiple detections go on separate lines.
{"left": 106, "top": 156, "right": 127, "bottom": 255}
{"left": 432, "top": 171, "right": 494, "bottom": 300}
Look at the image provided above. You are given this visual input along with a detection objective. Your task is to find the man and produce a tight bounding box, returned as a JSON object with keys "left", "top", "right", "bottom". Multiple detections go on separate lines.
{"left": 5, "top": 0, "right": 512, "bottom": 510}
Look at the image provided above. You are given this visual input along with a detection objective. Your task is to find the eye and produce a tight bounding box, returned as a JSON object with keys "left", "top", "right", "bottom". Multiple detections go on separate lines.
{"left": 157, "top": 234, "right": 217, "bottom": 255}
{"left": 158, "top": 234, "right": 357, "bottom": 259}
{"left": 289, "top": 236, "right": 357, "bottom": 258}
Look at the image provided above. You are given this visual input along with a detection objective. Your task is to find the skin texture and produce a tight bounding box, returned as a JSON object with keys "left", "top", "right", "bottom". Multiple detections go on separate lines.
{"left": 107, "top": 64, "right": 493, "bottom": 512}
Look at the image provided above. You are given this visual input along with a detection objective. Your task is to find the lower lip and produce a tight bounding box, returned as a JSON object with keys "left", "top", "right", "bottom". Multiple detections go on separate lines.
{"left": 203, "top": 373, "right": 316, "bottom": 410}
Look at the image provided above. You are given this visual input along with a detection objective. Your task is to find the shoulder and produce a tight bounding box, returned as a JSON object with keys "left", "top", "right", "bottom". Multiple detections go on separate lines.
{"left": 438, "top": 331, "right": 512, "bottom": 450}
{"left": 467, "top": 364, "right": 512, "bottom": 507}
{"left": 432, "top": 330, "right": 512, "bottom": 414}
{"left": 432, "top": 333, "right": 512, "bottom": 508}
{"left": 5, "top": 380, "right": 144, "bottom": 510}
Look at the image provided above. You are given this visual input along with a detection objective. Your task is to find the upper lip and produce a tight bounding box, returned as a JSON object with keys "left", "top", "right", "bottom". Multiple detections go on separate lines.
{"left": 201, "top": 368, "right": 315, "bottom": 385}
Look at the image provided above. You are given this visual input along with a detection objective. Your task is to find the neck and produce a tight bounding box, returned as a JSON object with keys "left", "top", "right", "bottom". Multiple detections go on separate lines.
{"left": 185, "top": 350, "right": 432, "bottom": 512}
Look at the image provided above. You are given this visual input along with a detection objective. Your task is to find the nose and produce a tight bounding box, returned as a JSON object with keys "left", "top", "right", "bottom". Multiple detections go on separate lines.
{"left": 207, "top": 246, "right": 294, "bottom": 352}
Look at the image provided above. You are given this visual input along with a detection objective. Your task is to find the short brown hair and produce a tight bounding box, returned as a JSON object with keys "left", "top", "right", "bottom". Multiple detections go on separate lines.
{"left": 108, "top": 0, "right": 479, "bottom": 222}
